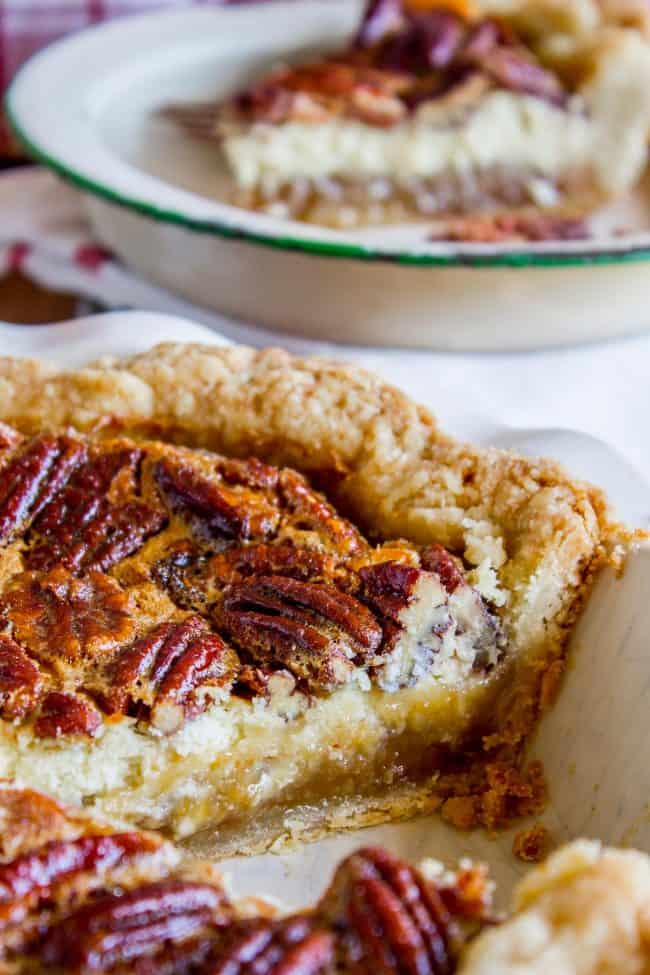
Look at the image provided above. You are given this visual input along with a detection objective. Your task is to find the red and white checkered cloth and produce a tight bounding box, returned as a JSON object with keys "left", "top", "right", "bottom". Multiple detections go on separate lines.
{"left": 0, "top": 0, "right": 257, "bottom": 152}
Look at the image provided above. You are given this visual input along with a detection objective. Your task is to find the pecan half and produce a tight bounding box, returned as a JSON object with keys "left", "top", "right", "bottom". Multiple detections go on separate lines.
{"left": 34, "top": 692, "right": 102, "bottom": 739}
{"left": 355, "top": 0, "right": 405, "bottom": 48}
{"left": 279, "top": 470, "right": 366, "bottom": 557}
{"left": 28, "top": 445, "right": 165, "bottom": 574}
{"left": 155, "top": 459, "right": 280, "bottom": 542}
{"left": 0, "top": 635, "right": 43, "bottom": 721}
{"left": 0, "top": 435, "right": 87, "bottom": 544}
{"left": 420, "top": 545, "right": 464, "bottom": 594}
{"left": 205, "top": 916, "right": 334, "bottom": 975}
{"left": 318, "top": 847, "right": 458, "bottom": 975}
{"left": 218, "top": 457, "right": 280, "bottom": 491}
{"left": 0, "top": 832, "right": 160, "bottom": 906}
{"left": 3, "top": 568, "right": 134, "bottom": 672}
{"left": 108, "top": 616, "right": 238, "bottom": 732}
{"left": 218, "top": 575, "right": 381, "bottom": 692}
{"left": 39, "top": 880, "right": 230, "bottom": 973}
{"left": 235, "top": 665, "right": 296, "bottom": 701}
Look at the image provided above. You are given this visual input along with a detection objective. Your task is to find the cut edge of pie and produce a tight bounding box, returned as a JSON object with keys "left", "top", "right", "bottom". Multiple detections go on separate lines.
{"left": 167, "top": 0, "right": 650, "bottom": 228}
{"left": 0, "top": 342, "right": 626, "bottom": 852}
{"left": 1, "top": 780, "right": 649, "bottom": 975}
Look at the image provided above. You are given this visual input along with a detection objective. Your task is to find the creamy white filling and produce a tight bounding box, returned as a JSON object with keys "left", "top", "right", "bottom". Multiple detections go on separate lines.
{"left": 376, "top": 572, "right": 503, "bottom": 692}
{"left": 222, "top": 92, "right": 593, "bottom": 193}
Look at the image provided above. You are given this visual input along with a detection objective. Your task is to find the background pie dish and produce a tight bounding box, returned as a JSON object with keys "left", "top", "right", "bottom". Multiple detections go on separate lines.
{"left": 0, "top": 342, "right": 621, "bottom": 853}
{"left": 1, "top": 781, "right": 650, "bottom": 974}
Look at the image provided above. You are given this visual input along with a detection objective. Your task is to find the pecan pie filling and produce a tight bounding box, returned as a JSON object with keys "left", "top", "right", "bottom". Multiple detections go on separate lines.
{"left": 0, "top": 426, "right": 504, "bottom": 739}
{"left": 0, "top": 423, "right": 520, "bottom": 840}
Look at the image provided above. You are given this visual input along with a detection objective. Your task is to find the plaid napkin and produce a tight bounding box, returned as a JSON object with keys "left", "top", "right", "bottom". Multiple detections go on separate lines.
{"left": 0, "top": 0, "right": 250, "bottom": 153}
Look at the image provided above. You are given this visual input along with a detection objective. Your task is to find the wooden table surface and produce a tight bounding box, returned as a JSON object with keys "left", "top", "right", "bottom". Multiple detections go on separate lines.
{"left": 1, "top": 160, "right": 78, "bottom": 326}
{"left": 0, "top": 272, "right": 77, "bottom": 325}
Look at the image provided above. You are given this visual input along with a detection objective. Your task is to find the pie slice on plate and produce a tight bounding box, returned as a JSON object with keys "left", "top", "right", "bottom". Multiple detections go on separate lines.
{"left": 175, "top": 0, "right": 650, "bottom": 227}
{"left": 0, "top": 781, "right": 649, "bottom": 974}
{"left": 0, "top": 343, "right": 619, "bottom": 851}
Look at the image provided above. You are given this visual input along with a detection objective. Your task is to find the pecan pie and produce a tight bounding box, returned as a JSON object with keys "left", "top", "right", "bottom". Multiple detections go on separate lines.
{"left": 0, "top": 343, "right": 617, "bottom": 851}
{"left": 168, "top": 0, "right": 650, "bottom": 227}
{"left": 0, "top": 782, "right": 648, "bottom": 975}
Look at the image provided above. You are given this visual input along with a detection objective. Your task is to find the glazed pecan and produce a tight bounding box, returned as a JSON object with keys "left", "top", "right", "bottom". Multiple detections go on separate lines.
{"left": 205, "top": 916, "right": 334, "bottom": 975}
{"left": 0, "top": 423, "right": 22, "bottom": 451}
{"left": 235, "top": 665, "right": 296, "bottom": 701}
{"left": 28, "top": 445, "right": 165, "bottom": 574}
{"left": 279, "top": 470, "right": 366, "bottom": 556}
{"left": 218, "top": 457, "right": 280, "bottom": 491}
{"left": 0, "top": 635, "right": 43, "bottom": 721}
{"left": 0, "top": 832, "right": 159, "bottom": 906}
{"left": 155, "top": 459, "right": 280, "bottom": 542}
{"left": 208, "top": 543, "right": 339, "bottom": 587}
{"left": 0, "top": 435, "right": 87, "bottom": 544}
{"left": 318, "top": 847, "right": 458, "bottom": 975}
{"left": 420, "top": 545, "right": 464, "bottom": 594}
{"left": 3, "top": 568, "right": 134, "bottom": 672}
{"left": 39, "top": 880, "right": 230, "bottom": 973}
{"left": 218, "top": 575, "right": 382, "bottom": 692}
{"left": 355, "top": 0, "right": 404, "bottom": 48}
{"left": 34, "top": 692, "right": 102, "bottom": 739}
{"left": 108, "top": 616, "right": 238, "bottom": 732}
{"left": 358, "top": 561, "right": 426, "bottom": 623}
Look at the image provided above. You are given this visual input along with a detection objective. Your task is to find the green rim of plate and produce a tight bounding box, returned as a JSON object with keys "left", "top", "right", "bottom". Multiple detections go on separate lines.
{"left": 7, "top": 69, "right": 650, "bottom": 269}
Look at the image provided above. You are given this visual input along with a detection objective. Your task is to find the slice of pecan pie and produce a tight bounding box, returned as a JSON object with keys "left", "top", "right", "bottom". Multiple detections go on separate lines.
{"left": 173, "top": 0, "right": 650, "bottom": 227}
{"left": 1, "top": 782, "right": 649, "bottom": 975}
{"left": 0, "top": 343, "right": 617, "bottom": 852}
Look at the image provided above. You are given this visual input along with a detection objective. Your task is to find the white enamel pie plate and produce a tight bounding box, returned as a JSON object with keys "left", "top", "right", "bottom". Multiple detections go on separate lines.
{"left": 7, "top": 2, "right": 650, "bottom": 350}
{"left": 3, "top": 312, "right": 650, "bottom": 907}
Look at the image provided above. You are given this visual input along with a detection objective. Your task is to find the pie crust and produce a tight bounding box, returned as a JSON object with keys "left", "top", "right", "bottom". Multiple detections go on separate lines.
{"left": 0, "top": 343, "right": 616, "bottom": 852}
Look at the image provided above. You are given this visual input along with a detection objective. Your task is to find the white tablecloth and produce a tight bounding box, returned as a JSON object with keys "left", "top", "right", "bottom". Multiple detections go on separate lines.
{"left": 2, "top": 166, "right": 649, "bottom": 482}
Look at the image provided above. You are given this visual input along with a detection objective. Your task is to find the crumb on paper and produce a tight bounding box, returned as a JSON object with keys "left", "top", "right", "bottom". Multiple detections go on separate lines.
{"left": 513, "top": 823, "right": 552, "bottom": 862}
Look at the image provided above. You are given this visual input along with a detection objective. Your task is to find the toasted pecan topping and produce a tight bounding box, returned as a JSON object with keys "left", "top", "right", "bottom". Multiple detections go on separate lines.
{"left": 218, "top": 457, "right": 280, "bottom": 491}
{"left": 318, "top": 847, "right": 459, "bottom": 975}
{"left": 279, "top": 470, "right": 366, "bottom": 557}
{"left": 420, "top": 545, "right": 464, "bottom": 593}
{"left": 0, "top": 831, "right": 160, "bottom": 906}
{"left": 0, "top": 634, "right": 43, "bottom": 721}
{"left": 39, "top": 880, "right": 231, "bottom": 973}
{"left": 218, "top": 575, "right": 382, "bottom": 692}
{"left": 34, "top": 692, "right": 102, "bottom": 739}
{"left": 0, "top": 436, "right": 87, "bottom": 545}
{"left": 4, "top": 568, "right": 134, "bottom": 672}
{"left": 108, "top": 616, "right": 238, "bottom": 733}
{"left": 206, "top": 916, "right": 335, "bottom": 975}
{"left": 26, "top": 442, "right": 166, "bottom": 575}
{"left": 155, "top": 459, "right": 280, "bottom": 542}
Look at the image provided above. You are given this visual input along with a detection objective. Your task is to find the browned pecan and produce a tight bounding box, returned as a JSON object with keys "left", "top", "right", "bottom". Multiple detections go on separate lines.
{"left": 0, "top": 635, "right": 43, "bottom": 721}
{"left": 420, "top": 545, "right": 464, "bottom": 594}
{"left": 318, "top": 847, "right": 459, "bottom": 975}
{"left": 155, "top": 459, "right": 280, "bottom": 542}
{"left": 34, "top": 692, "right": 102, "bottom": 739}
{"left": 235, "top": 665, "right": 296, "bottom": 701}
{"left": 0, "top": 831, "right": 160, "bottom": 906}
{"left": 358, "top": 561, "right": 424, "bottom": 623}
{"left": 0, "top": 435, "right": 87, "bottom": 544}
{"left": 279, "top": 470, "right": 366, "bottom": 557}
{"left": 355, "top": 0, "right": 405, "bottom": 49}
{"left": 108, "top": 616, "right": 238, "bottom": 732}
{"left": 471, "top": 46, "right": 566, "bottom": 103}
{"left": 208, "top": 543, "right": 339, "bottom": 587}
{"left": 218, "top": 457, "right": 279, "bottom": 491}
{"left": 27, "top": 445, "right": 166, "bottom": 574}
{"left": 38, "top": 880, "right": 230, "bottom": 973}
{"left": 3, "top": 567, "right": 134, "bottom": 672}
{"left": 218, "top": 575, "right": 381, "bottom": 692}
{"left": 205, "top": 916, "right": 335, "bottom": 975}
